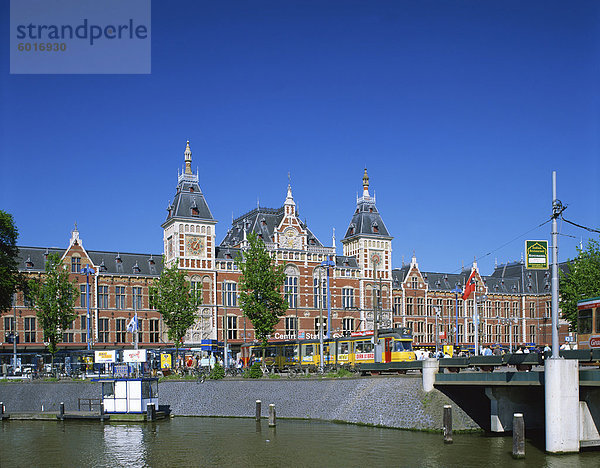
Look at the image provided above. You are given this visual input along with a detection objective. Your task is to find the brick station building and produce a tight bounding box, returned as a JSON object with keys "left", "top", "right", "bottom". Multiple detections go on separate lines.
{"left": 1, "top": 141, "right": 563, "bottom": 356}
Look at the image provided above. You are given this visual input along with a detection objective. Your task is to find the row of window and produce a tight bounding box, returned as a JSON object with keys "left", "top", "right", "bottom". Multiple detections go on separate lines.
{"left": 409, "top": 321, "right": 540, "bottom": 345}
{"left": 397, "top": 297, "right": 552, "bottom": 319}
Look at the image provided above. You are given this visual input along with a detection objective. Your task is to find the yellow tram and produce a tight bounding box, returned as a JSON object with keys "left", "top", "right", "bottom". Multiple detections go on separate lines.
{"left": 242, "top": 327, "right": 415, "bottom": 371}
{"left": 577, "top": 297, "right": 600, "bottom": 349}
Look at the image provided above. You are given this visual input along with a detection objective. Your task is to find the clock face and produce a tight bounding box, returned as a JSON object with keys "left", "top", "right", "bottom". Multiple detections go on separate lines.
{"left": 283, "top": 228, "right": 301, "bottom": 249}
{"left": 185, "top": 235, "right": 204, "bottom": 257}
{"left": 370, "top": 251, "right": 382, "bottom": 267}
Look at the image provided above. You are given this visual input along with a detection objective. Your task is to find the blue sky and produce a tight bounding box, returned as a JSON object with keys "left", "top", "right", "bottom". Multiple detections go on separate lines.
{"left": 1, "top": 0, "right": 599, "bottom": 275}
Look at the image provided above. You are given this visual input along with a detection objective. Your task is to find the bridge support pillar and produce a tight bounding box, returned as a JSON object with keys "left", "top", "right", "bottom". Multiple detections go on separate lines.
{"left": 545, "top": 358, "right": 579, "bottom": 453}
{"left": 422, "top": 358, "right": 439, "bottom": 392}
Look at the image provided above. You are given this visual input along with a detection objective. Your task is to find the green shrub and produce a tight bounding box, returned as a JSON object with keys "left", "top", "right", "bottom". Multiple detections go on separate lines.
{"left": 244, "top": 362, "right": 263, "bottom": 379}
{"left": 209, "top": 362, "right": 225, "bottom": 380}
{"left": 268, "top": 373, "right": 281, "bottom": 379}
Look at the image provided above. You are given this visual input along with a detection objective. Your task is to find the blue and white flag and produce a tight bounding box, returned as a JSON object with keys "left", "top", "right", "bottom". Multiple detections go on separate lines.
{"left": 126, "top": 314, "right": 139, "bottom": 333}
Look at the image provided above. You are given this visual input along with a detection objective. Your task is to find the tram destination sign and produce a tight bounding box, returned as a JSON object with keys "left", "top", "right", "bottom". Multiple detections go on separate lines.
{"left": 525, "top": 240, "right": 548, "bottom": 270}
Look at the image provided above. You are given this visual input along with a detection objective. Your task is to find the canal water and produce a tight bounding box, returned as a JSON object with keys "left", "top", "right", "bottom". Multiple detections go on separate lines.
{"left": 1, "top": 417, "right": 597, "bottom": 467}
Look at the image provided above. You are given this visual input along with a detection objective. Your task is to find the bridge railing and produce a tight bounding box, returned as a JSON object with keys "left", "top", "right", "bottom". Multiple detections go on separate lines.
{"left": 356, "top": 349, "right": 600, "bottom": 374}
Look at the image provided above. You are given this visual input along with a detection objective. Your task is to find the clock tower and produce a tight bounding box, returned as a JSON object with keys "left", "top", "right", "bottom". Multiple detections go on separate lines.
{"left": 341, "top": 169, "right": 393, "bottom": 331}
{"left": 162, "top": 141, "right": 217, "bottom": 341}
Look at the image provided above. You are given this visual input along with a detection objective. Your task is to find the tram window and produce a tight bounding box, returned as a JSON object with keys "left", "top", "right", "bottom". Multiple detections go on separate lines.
{"left": 393, "top": 341, "right": 412, "bottom": 352}
{"left": 266, "top": 347, "right": 277, "bottom": 357}
{"left": 355, "top": 341, "right": 364, "bottom": 353}
{"left": 303, "top": 344, "right": 314, "bottom": 356}
{"left": 579, "top": 309, "right": 593, "bottom": 334}
{"left": 339, "top": 342, "right": 349, "bottom": 354}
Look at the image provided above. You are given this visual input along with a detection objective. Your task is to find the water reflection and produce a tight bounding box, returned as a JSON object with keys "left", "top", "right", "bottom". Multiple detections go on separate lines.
{"left": 102, "top": 424, "right": 146, "bottom": 468}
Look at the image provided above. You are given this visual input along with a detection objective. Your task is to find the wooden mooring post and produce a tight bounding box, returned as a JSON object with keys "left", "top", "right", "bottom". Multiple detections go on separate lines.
{"left": 255, "top": 400, "right": 261, "bottom": 422}
{"left": 269, "top": 404, "right": 276, "bottom": 427}
{"left": 443, "top": 405, "right": 453, "bottom": 444}
{"left": 512, "top": 413, "right": 525, "bottom": 459}
{"left": 147, "top": 402, "right": 156, "bottom": 422}
{"left": 59, "top": 402, "right": 65, "bottom": 420}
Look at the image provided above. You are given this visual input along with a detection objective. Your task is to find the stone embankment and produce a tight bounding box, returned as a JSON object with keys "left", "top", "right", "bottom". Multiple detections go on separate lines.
{"left": 0, "top": 375, "right": 478, "bottom": 431}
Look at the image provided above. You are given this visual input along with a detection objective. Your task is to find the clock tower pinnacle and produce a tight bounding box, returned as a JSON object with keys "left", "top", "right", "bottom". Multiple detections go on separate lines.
{"left": 184, "top": 140, "right": 193, "bottom": 175}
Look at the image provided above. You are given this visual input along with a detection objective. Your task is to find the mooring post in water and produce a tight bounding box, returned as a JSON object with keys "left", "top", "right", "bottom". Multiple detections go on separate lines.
{"left": 100, "top": 401, "right": 104, "bottom": 419}
{"left": 269, "top": 404, "right": 276, "bottom": 427}
{"left": 443, "top": 405, "right": 453, "bottom": 444}
{"left": 0, "top": 401, "right": 4, "bottom": 417}
{"left": 512, "top": 413, "right": 525, "bottom": 458}
{"left": 59, "top": 402, "right": 65, "bottom": 420}
{"left": 255, "top": 400, "right": 261, "bottom": 422}
{"left": 147, "top": 402, "right": 155, "bottom": 422}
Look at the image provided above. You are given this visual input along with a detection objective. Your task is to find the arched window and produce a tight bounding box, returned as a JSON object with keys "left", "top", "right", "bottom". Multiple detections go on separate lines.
{"left": 285, "top": 265, "right": 299, "bottom": 308}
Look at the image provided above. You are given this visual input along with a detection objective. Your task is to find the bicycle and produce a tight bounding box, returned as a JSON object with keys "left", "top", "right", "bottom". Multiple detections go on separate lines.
{"left": 195, "top": 366, "right": 210, "bottom": 383}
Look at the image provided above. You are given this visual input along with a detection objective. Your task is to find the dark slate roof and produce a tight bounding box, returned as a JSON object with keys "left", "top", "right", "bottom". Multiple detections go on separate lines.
{"left": 16, "top": 246, "right": 163, "bottom": 277}
{"left": 392, "top": 260, "right": 562, "bottom": 295}
{"left": 88, "top": 251, "right": 163, "bottom": 276}
{"left": 219, "top": 206, "right": 323, "bottom": 248}
{"left": 215, "top": 246, "right": 242, "bottom": 260}
{"left": 163, "top": 175, "right": 214, "bottom": 225}
{"left": 335, "top": 255, "right": 359, "bottom": 269}
{"left": 342, "top": 196, "right": 391, "bottom": 241}
{"left": 418, "top": 271, "right": 469, "bottom": 292}
{"left": 17, "top": 246, "right": 65, "bottom": 273}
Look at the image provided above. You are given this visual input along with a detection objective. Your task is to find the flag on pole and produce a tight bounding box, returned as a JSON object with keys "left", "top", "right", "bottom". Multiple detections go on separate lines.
{"left": 462, "top": 270, "right": 477, "bottom": 300}
{"left": 126, "top": 314, "right": 139, "bottom": 333}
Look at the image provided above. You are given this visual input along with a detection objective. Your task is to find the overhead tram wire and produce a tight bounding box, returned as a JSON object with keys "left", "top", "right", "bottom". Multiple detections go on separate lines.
{"left": 449, "top": 218, "right": 552, "bottom": 274}
{"left": 561, "top": 217, "right": 600, "bottom": 234}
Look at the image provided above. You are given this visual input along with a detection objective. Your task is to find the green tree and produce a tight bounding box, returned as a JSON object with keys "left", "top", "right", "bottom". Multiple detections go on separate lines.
{"left": 149, "top": 261, "right": 202, "bottom": 360}
{"left": 0, "top": 210, "right": 22, "bottom": 313}
{"left": 560, "top": 237, "right": 600, "bottom": 331}
{"left": 236, "top": 232, "right": 288, "bottom": 351}
{"left": 29, "top": 253, "right": 78, "bottom": 367}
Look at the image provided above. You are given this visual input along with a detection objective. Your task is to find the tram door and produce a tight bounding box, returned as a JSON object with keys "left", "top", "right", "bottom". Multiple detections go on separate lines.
{"left": 384, "top": 338, "right": 392, "bottom": 363}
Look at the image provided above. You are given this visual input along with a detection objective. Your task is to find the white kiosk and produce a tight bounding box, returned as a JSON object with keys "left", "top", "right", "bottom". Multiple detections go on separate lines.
{"left": 100, "top": 377, "right": 159, "bottom": 414}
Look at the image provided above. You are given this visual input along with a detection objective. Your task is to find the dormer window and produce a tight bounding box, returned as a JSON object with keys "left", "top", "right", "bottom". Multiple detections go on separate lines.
{"left": 99, "top": 260, "right": 107, "bottom": 273}
{"left": 349, "top": 223, "right": 355, "bottom": 236}
{"left": 191, "top": 199, "right": 199, "bottom": 216}
{"left": 372, "top": 222, "right": 379, "bottom": 233}
{"left": 25, "top": 257, "right": 34, "bottom": 269}
{"left": 115, "top": 254, "right": 123, "bottom": 273}
{"left": 369, "top": 207, "right": 373, "bottom": 213}
{"left": 190, "top": 186, "right": 194, "bottom": 192}
{"left": 133, "top": 262, "right": 141, "bottom": 274}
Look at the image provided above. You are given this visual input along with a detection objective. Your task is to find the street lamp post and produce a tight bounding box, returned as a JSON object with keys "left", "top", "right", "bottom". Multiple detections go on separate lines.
{"left": 80, "top": 265, "right": 95, "bottom": 351}
{"left": 451, "top": 286, "right": 462, "bottom": 350}
{"left": 321, "top": 256, "right": 335, "bottom": 340}
{"left": 474, "top": 294, "right": 487, "bottom": 356}
{"left": 318, "top": 268, "right": 324, "bottom": 372}
{"left": 499, "top": 316, "right": 519, "bottom": 352}
{"left": 434, "top": 306, "right": 441, "bottom": 355}
{"left": 223, "top": 281, "right": 228, "bottom": 369}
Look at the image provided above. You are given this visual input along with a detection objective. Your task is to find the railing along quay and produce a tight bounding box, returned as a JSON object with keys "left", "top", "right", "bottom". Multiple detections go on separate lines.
{"left": 357, "top": 349, "right": 600, "bottom": 375}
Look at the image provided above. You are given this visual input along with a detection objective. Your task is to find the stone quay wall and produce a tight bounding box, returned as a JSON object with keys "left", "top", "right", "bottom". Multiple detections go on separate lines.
{"left": 0, "top": 376, "right": 478, "bottom": 431}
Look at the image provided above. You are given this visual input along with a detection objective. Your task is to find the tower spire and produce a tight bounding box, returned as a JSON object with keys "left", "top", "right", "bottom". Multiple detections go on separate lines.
{"left": 184, "top": 140, "right": 192, "bottom": 175}
{"left": 362, "top": 168, "right": 370, "bottom": 198}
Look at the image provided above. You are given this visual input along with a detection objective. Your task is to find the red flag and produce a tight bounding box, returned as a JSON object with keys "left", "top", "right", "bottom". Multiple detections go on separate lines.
{"left": 462, "top": 270, "right": 477, "bottom": 300}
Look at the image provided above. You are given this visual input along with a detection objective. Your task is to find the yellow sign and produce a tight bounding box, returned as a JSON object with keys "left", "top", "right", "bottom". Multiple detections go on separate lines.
{"left": 94, "top": 350, "right": 116, "bottom": 363}
{"left": 161, "top": 353, "right": 172, "bottom": 369}
{"left": 443, "top": 345, "right": 454, "bottom": 357}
